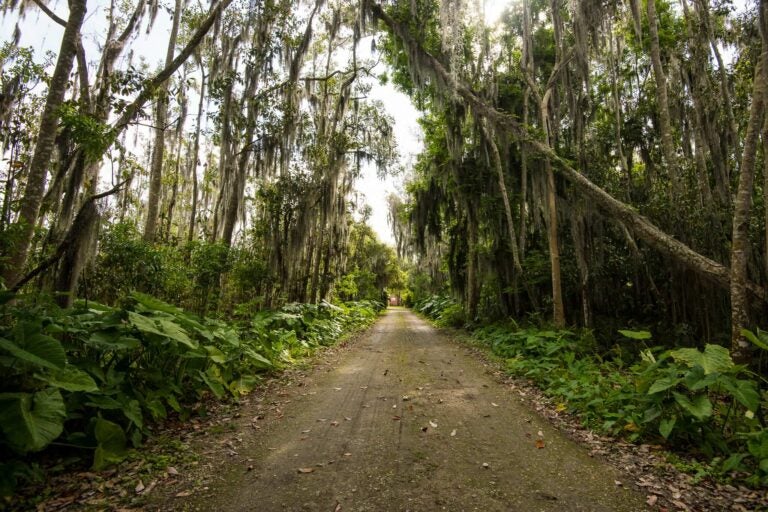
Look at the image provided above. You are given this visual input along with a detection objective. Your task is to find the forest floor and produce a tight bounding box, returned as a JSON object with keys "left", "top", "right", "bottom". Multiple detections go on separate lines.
{"left": 148, "top": 308, "right": 649, "bottom": 511}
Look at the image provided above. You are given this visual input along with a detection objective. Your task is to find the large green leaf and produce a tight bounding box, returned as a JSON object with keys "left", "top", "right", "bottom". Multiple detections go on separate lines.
{"left": 670, "top": 344, "right": 733, "bottom": 375}
{"left": 672, "top": 392, "right": 713, "bottom": 421}
{"left": 0, "top": 322, "right": 66, "bottom": 370}
{"left": 204, "top": 345, "right": 227, "bottom": 364}
{"left": 121, "top": 399, "right": 143, "bottom": 430}
{"left": 92, "top": 417, "right": 127, "bottom": 470}
{"left": 155, "top": 318, "right": 196, "bottom": 349}
{"left": 721, "top": 378, "right": 760, "bottom": 412}
{"left": 618, "top": 329, "right": 652, "bottom": 340}
{"left": 86, "top": 330, "right": 140, "bottom": 351}
{"left": 647, "top": 376, "right": 680, "bottom": 394}
{"left": 741, "top": 329, "right": 768, "bottom": 351}
{"left": 199, "top": 368, "right": 225, "bottom": 398}
{"left": 128, "top": 312, "right": 197, "bottom": 349}
{"left": 659, "top": 417, "right": 676, "bottom": 439}
{"left": 0, "top": 389, "right": 66, "bottom": 452}
{"left": 36, "top": 366, "right": 99, "bottom": 392}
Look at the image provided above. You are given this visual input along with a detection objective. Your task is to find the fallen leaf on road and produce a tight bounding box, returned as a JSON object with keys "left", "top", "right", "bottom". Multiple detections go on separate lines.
{"left": 535, "top": 439, "right": 545, "bottom": 449}
{"left": 491, "top": 403, "right": 499, "bottom": 407}
{"left": 167, "top": 466, "right": 179, "bottom": 476}
{"left": 429, "top": 420, "right": 438, "bottom": 428}
{"left": 297, "top": 468, "right": 315, "bottom": 474}
{"left": 647, "top": 495, "right": 658, "bottom": 506}
{"left": 451, "top": 429, "right": 457, "bottom": 437}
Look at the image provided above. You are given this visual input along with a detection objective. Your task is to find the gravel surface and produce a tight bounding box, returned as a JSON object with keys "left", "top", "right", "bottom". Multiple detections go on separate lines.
{"left": 158, "top": 307, "right": 648, "bottom": 511}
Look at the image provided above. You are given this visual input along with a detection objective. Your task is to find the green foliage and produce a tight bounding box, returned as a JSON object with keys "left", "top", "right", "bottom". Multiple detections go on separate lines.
{"left": 413, "top": 295, "right": 466, "bottom": 327}
{"left": 0, "top": 292, "right": 381, "bottom": 494}
{"left": 471, "top": 324, "right": 768, "bottom": 487}
{"left": 57, "top": 103, "right": 112, "bottom": 162}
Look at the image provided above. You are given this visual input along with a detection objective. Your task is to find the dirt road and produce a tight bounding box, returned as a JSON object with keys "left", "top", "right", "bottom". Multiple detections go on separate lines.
{"left": 169, "top": 308, "right": 647, "bottom": 511}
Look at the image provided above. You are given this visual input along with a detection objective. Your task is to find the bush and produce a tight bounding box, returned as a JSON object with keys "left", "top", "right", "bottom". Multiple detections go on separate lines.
{"left": 0, "top": 292, "right": 381, "bottom": 496}
{"left": 471, "top": 324, "right": 768, "bottom": 487}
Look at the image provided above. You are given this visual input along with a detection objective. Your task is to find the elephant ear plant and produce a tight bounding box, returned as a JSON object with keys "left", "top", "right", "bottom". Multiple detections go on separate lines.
{"left": 0, "top": 291, "right": 384, "bottom": 495}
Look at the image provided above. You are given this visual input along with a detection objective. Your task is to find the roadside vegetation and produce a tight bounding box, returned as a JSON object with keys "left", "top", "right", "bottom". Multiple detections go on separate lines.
{"left": 0, "top": 290, "right": 383, "bottom": 497}
{"left": 414, "top": 296, "right": 768, "bottom": 488}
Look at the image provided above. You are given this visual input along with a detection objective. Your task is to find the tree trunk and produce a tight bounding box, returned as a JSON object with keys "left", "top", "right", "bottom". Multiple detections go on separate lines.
{"left": 541, "top": 90, "right": 566, "bottom": 327}
{"left": 368, "top": 2, "right": 766, "bottom": 303}
{"left": 2, "top": 0, "right": 88, "bottom": 288}
{"left": 646, "top": 0, "right": 680, "bottom": 195}
{"left": 730, "top": 7, "right": 768, "bottom": 362}
{"left": 144, "top": 0, "right": 183, "bottom": 242}
{"left": 188, "top": 64, "right": 206, "bottom": 244}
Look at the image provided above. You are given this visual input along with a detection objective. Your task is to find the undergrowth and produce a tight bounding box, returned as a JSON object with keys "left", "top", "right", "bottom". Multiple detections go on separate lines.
{"left": 0, "top": 291, "right": 383, "bottom": 498}
{"left": 414, "top": 295, "right": 768, "bottom": 488}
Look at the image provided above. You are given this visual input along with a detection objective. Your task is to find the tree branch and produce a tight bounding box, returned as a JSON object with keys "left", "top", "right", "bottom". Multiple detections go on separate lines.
{"left": 31, "top": 0, "right": 66, "bottom": 27}
{"left": 11, "top": 180, "right": 127, "bottom": 293}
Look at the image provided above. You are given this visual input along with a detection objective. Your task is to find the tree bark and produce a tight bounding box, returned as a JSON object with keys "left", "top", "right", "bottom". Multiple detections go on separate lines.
{"left": 2, "top": 0, "right": 88, "bottom": 288}
{"left": 730, "top": 6, "right": 768, "bottom": 362}
{"left": 646, "top": 0, "right": 680, "bottom": 195}
{"left": 144, "top": 0, "right": 183, "bottom": 242}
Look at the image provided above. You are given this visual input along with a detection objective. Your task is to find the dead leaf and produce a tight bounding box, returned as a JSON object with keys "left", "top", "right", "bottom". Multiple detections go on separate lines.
{"left": 429, "top": 420, "right": 438, "bottom": 428}
{"left": 535, "top": 439, "right": 545, "bottom": 449}
{"left": 647, "top": 495, "right": 658, "bottom": 506}
{"left": 614, "top": 480, "right": 623, "bottom": 487}
{"left": 334, "top": 502, "right": 342, "bottom": 512}
{"left": 334, "top": 387, "right": 342, "bottom": 391}
{"left": 344, "top": 416, "right": 352, "bottom": 421}
{"left": 302, "top": 429, "right": 311, "bottom": 434}
{"left": 167, "top": 466, "right": 179, "bottom": 476}
{"left": 330, "top": 421, "right": 339, "bottom": 427}
{"left": 537, "top": 430, "right": 544, "bottom": 437}
{"left": 450, "top": 429, "right": 457, "bottom": 437}
{"left": 175, "top": 491, "right": 192, "bottom": 498}
{"left": 135, "top": 481, "right": 145, "bottom": 494}
{"left": 402, "top": 395, "right": 411, "bottom": 401}
{"left": 297, "top": 468, "right": 315, "bottom": 474}
{"left": 491, "top": 402, "right": 499, "bottom": 407}
{"left": 343, "top": 453, "right": 352, "bottom": 457}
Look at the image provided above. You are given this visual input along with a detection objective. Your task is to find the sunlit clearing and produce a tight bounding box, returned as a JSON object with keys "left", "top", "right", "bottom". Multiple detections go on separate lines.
{"left": 484, "top": 0, "right": 513, "bottom": 25}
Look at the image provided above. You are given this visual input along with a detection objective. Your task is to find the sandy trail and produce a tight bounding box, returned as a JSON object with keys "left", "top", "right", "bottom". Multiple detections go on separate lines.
{"left": 169, "top": 307, "right": 647, "bottom": 511}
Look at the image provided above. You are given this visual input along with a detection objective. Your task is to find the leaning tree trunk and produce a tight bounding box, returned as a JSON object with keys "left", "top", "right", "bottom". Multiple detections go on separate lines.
{"left": 2, "top": 0, "right": 88, "bottom": 288}
{"left": 144, "top": 0, "right": 183, "bottom": 242}
{"left": 367, "top": 1, "right": 766, "bottom": 304}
